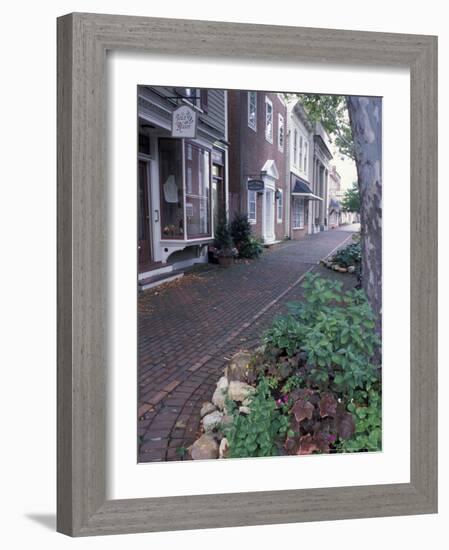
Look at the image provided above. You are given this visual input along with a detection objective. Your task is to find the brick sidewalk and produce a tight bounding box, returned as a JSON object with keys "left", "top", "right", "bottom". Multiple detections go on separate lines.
{"left": 138, "top": 228, "right": 356, "bottom": 462}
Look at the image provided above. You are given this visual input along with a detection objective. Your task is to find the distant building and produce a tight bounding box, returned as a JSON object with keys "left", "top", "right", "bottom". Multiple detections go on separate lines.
{"left": 286, "top": 99, "right": 323, "bottom": 239}
{"left": 312, "top": 122, "right": 333, "bottom": 232}
{"left": 328, "top": 164, "right": 356, "bottom": 226}
{"left": 228, "top": 91, "right": 288, "bottom": 244}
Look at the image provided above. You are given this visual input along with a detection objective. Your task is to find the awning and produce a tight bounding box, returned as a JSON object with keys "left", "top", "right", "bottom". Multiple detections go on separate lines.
{"left": 291, "top": 176, "right": 323, "bottom": 201}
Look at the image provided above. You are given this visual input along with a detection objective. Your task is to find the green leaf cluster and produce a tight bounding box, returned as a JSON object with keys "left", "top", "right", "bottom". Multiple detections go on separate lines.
{"left": 224, "top": 377, "right": 289, "bottom": 458}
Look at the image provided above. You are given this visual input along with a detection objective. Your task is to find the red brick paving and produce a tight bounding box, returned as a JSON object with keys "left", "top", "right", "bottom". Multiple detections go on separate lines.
{"left": 138, "top": 228, "right": 356, "bottom": 462}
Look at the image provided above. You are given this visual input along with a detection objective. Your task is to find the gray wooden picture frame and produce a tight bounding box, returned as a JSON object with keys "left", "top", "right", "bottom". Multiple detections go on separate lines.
{"left": 57, "top": 12, "right": 438, "bottom": 537}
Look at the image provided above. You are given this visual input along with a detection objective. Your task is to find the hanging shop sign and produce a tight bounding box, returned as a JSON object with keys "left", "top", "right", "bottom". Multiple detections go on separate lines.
{"left": 171, "top": 104, "right": 198, "bottom": 138}
{"left": 247, "top": 179, "right": 265, "bottom": 192}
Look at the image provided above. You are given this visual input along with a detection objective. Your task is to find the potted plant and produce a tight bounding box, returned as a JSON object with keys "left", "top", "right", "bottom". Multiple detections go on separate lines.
{"left": 214, "top": 218, "right": 237, "bottom": 267}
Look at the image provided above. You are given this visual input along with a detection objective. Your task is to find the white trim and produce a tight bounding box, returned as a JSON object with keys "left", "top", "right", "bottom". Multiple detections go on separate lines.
{"left": 265, "top": 96, "right": 273, "bottom": 143}
{"left": 247, "top": 91, "right": 257, "bottom": 132}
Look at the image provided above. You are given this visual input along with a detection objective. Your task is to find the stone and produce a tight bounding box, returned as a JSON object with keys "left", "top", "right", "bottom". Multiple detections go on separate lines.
{"left": 220, "top": 414, "right": 233, "bottom": 428}
{"left": 228, "top": 380, "right": 255, "bottom": 402}
{"left": 219, "top": 437, "right": 229, "bottom": 458}
{"left": 225, "top": 351, "right": 253, "bottom": 382}
{"left": 212, "top": 376, "right": 229, "bottom": 410}
{"left": 348, "top": 266, "right": 355, "bottom": 273}
{"left": 239, "top": 406, "right": 251, "bottom": 415}
{"left": 200, "top": 402, "right": 216, "bottom": 418}
{"left": 202, "top": 410, "right": 224, "bottom": 432}
{"left": 332, "top": 264, "right": 340, "bottom": 271}
{"left": 190, "top": 434, "right": 219, "bottom": 460}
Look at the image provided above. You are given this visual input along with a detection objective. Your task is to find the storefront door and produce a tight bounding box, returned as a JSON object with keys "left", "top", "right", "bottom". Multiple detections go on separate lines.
{"left": 138, "top": 160, "right": 153, "bottom": 266}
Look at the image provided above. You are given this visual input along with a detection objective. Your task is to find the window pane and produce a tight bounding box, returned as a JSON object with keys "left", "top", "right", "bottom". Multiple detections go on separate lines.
{"left": 185, "top": 145, "right": 211, "bottom": 238}
{"left": 159, "top": 138, "right": 184, "bottom": 239}
{"left": 248, "top": 92, "right": 257, "bottom": 130}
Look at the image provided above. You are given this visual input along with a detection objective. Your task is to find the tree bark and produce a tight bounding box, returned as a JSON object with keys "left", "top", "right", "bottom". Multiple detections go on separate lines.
{"left": 346, "top": 97, "right": 382, "bottom": 362}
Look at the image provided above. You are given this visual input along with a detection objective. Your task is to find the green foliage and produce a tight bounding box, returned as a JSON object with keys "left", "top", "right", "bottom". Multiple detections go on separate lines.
{"left": 238, "top": 236, "right": 263, "bottom": 259}
{"left": 264, "top": 273, "right": 380, "bottom": 400}
{"left": 341, "top": 182, "right": 360, "bottom": 213}
{"left": 230, "top": 213, "right": 251, "bottom": 245}
{"left": 224, "top": 377, "right": 290, "bottom": 458}
{"left": 214, "top": 217, "right": 233, "bottom": 250}
{"left": 285, "top": 93, "right": 355, "bottom": 161}
{"left": 333, "top": 242, "right": 361, "bottom": 268}
{"left": 337, "top": 388, "right": 382, "bottom": 452}
{"left": 230, "top": 213, "right": 263, "bottom": 259}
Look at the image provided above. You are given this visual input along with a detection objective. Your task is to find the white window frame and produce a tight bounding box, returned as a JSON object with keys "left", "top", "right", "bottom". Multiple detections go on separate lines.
{"left": 299, "top": 135, "right": 303, "bottom": 170}
{"left": 265, "top": 96, "right": 273, "bottom": 143}
{"left": 292, "top": 196, "right": 305, "bottom": 229}
{"left": 248, "top": 190, "right": 257, "bottom": 224}
{"left": 276, "top": 190, "right": 283, "bottom": 223}
{"left": 304, "top": 141, "right": 308, "bottom": 174}
{"left": 247, "top": 91, "right": 257, "bottom": 131}
{"left": 293, "top": 128, "right": 298, "bottom": 167}
{"left": 278, "top": 114, "right": 284, "bottom": 152}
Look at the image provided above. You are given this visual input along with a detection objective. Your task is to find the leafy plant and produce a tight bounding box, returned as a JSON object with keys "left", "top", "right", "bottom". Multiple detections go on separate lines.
{"left": 213, "top": 217, "right": 236, "bottom": 257}
{"left": 238, "top": 236, "right": 263, "bottom": 259}
{"left": 230, "top": 213, "right": 263, "bottom": 259}
{"left": 332, "top": 242, "right": 361, "bottom": 268}
{"left": 264, "top": 273, "right": 380, "bottom": 400}
{"left": 337, "top": 388, "right": 382, "bottom": 452}
{"left": 224, "top": 377, "right": 290, "bottom": 458}
{"left": 230, "top": 213, "right": 252, "bottom": 246}
{"left": 284, "top": 388, "right": 356, "bottom": 455}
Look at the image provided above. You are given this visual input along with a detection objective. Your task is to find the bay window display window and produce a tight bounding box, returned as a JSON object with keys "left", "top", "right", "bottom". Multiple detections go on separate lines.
{"left": 292, "top": 196, "right": 305, "bottom": 229}
{"left": 159, "top": 138, "right": 184, "bottom": 239}
{"left": 185, "top": 143, "right": 211, "bottom": 238}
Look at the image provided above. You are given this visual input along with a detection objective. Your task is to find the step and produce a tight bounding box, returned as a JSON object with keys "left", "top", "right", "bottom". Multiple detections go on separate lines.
{"left": 138, "top": 264, "right": 173, "bottom": 281}
{"left": 139, "top": 270, "right": 184, "bottom": 291}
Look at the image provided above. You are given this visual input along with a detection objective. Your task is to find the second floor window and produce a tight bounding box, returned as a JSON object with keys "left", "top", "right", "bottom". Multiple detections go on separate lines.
{"left": 299, "top": 136, "right": 303, "bottom": 170}
{"left": 248, "top": 91, "right": 257, "bottom": 131}
{"left": 278, "top": 114, "right": 284, "bottom": 152}
{"left": 265, "top": 97, "right": 273, "bottom": 143}
{"left": 304, "top": 142, "right": 308, "bottom": 173}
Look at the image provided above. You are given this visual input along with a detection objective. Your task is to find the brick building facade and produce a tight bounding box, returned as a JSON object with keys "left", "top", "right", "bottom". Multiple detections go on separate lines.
{"left": 228, "top": 91, "right": 288, "bottom": 243}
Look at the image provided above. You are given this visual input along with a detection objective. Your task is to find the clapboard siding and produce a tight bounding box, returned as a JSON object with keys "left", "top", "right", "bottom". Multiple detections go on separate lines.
{"left": 138, "top": 86, "right": 226, "bottom": 143}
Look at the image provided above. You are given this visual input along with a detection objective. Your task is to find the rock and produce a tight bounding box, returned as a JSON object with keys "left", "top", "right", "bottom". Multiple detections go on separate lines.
{"left": 228, "top": 380, "right": 255, "bottom": 402}
{"left": 200, "top": 402, "right": 216, "bottom": 418}
{"left": 190, "top": 434, "right": 219, "bottom": 460}
{"left": 226, "top": 351, "right": 253, "bottom": 382}
{"left": 332, "top": 264, "right": 340, "bottom": 271}
{"left": 212, "top": 376, "right": 229, "bottom": 410}
{"left": 220, "top": 414, "right": 233, "bottom": 428}
{"left": 347, "top": 265, "right": 355, "bottom": 273}
{"left": 239, "top": 406, "right": 251, "bottom": 415}
{"left": 219, "top": 437, "right": 229, "bottom": 458}
{"left": 338, "top": 267, "right": 347, "bottom": 273}
{"left": 202, "top": 411, "right": 224, "bottom": 432}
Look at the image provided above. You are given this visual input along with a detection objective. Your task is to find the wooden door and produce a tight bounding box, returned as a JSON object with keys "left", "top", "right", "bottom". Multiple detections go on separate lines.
{"left": 138, "top": 160, "right": 152, "bottom": 266}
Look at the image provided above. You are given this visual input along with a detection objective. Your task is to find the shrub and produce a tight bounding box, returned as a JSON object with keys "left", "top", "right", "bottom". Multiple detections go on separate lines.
{"left": 230, "top": 213, "right": 251, "bottom": 245}
{"left": 264, "top": 272, "right": 380, "bottom": 400}
{"left": 224, "top": 273, "right": 381, "bottom": 457}
{"left": 238, "top": 236, "right": 263, "bottom": 259}
{"left": 230, "top": 213, "right": 263, "bottom": 259}
{"left": 332, "top": 242, "right": 361, "bottom": 268}
{"left": 214, "top": 217, "right": 234, "bottom": 251}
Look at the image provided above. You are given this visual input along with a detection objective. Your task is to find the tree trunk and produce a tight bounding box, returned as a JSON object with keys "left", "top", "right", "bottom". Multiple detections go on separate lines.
{"left": 346, "top": 97, "right": 382, "bottom": 362}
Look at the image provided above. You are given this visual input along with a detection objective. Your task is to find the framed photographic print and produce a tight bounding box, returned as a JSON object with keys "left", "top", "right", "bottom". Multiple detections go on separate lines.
{"left": 57, "top": 12, "right": 438, "bottom": 536}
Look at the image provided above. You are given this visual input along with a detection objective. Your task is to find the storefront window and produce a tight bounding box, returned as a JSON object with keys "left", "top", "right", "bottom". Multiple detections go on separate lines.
{"left": 159, "top": 138, "right": 184, "bottom": 239}
{"left": 185, "top": 143, "right": 211, "bottom": 238}
{"left": 292, "top": 196, "right": 305, "bottom": 229}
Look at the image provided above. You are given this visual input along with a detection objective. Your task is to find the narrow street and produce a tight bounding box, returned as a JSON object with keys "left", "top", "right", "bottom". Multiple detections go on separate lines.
{"left": 138, "top": 226, "right": 358, "bottom": 462}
